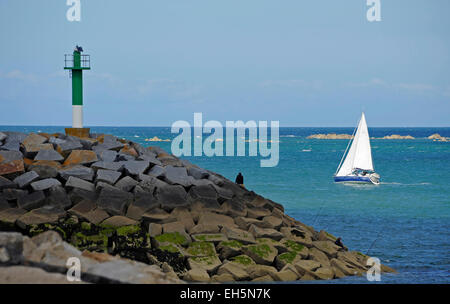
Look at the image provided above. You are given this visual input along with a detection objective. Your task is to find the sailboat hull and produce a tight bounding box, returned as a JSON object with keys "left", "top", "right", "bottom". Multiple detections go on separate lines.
{"left": 334, "top": 175, "right": 375, "bottom": 184}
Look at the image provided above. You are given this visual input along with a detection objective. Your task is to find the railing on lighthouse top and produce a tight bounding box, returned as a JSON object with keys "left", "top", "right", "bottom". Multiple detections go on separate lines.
{"left": 64, "top": 53, "right": 91, "bottom": 70}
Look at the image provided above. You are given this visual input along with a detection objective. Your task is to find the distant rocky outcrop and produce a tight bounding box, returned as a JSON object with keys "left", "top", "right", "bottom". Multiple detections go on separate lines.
{"left": 307, "top": 134, "right": 353, "bottom": 140}
{"left": 0, "top": 131, "right": 396, "bottom": 283}
{"left": 379, "top": 135, "right": 415, "bottom": 140}
{"left": 428, "top": 134, "right": 449, "bottom": 142}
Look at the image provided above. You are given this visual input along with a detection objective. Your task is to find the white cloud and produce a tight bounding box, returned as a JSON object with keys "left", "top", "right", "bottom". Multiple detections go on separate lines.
{"left": 260, "top": 79, "right": 322, "bottom": 90}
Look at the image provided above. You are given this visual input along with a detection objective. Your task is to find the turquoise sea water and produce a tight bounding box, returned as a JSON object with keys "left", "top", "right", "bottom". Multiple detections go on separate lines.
{"left": 1, "top": 126, "right": 449, "bottom": 284}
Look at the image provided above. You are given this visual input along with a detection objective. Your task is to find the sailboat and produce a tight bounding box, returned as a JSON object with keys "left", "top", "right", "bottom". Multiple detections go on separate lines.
{"left": 334, "top": 112, "right": 380, "bottom": 184}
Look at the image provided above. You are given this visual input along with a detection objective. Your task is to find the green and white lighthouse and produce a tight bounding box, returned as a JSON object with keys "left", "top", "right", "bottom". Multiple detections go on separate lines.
{"left": 64, "top": 45, "right": 90, "bottom": 137}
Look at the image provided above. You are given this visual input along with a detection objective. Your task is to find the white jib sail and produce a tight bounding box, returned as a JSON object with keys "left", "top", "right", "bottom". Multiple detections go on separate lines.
{"left": 336, "top": 113, "right": 374, "bottom": 176}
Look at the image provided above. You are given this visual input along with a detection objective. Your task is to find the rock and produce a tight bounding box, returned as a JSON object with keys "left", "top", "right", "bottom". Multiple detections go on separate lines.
{"left": 147, "top": 165, "right": 166, "bottom": 178}
{"left": 98, "top": 150, "right": 118, "bottom": 162}
{"left": 156, "top": 184, "right": 188, "bottom": 211}
{"left": 294, "top": 260, "right": 321, "bottom": 276}
{"left": 0, "top": 208, "right": 27, "bottom": 226}
{"left": 262, "top": 215, "right": 283, "bottom": 229}
{"left": 142, "top": 208, "right": 172, "bottom": 224}
{"left": 22, "top": 133, "right": 47, "bottom": 147}
{"left": 198, "top": 212, "right": 236, "bottom": 229}
{"left": 91, "top": 161, "right": 124, "bottom": 171}
{"left": 187, "top": 167, "right": 209, "bottom": 179}
{"left": 126, "top": 192, "right": 159, "bottom": 220}
{"left": 190, "top": 198, "right": 221, "bottom": 213}
{"left": 246, "top": 264, "right": 278, "bottom": 280}
{"left": 282, "top": 227, "right": 313, "bottom": 247}
{"left": 0, "top": 265, "right": 83, "bottom": 284}
{"left": 63, "top": 150, "right": 98, "bottom": 166}
{"left": 13, "top": 171, "right": 39, "bottom": 188}
{"left": 221, "top": 226, "right": 256, "bottom": 244}
{"left": 307, "top": 133, "right": 353, "bottom": 139}
{"left": 168, "top": 207, "right": 195, "bottom": 231}
{"left": 92, "top": 141, "right": 124, "bottom": 153}
{"left": 148, "top": 223, "right": 162, "bottom": 237}
{"left": 192, "top": 234, "right": 228, "bottom": 244}
{"left": 30, "top": 178, "right": 61, "bottom": 191}
{"left": 211, "top": 273, "right": 234, "bottom": 283}
{"left": 0, "top": 176, "right": 17, "bottom": 190}
{"left": 272, "top": 267, "right": 299, "bottom": 281}
{"left": 336, "top": 251, "right": 368, "bottom": 271}
{"left": 97, "top": 186, "right": 133, "bottom": 216}
{"left": 115, "top": 176, "right": 138, "bottom": 192}
{"left": 221, "top": 199, "right": 247, "bottom": 217}
{"left": 153, "top": 231, "right": 191, "bottom": 247}
{"left": 189, "top": 224, "right": 220, "bottom": 234}
{"left": 46, "top": 186, "right": 72, "bottom": 210}
{"left": 101, "top": 215, "right": 138, "bottom": 227}
{"left": 119, "top": 145, "right": 138, "bottom": 157}
{"left": 23, "top": 142, "right": 53, "bottom": 158}
{"left": 243, "top": 243, "right": 278, "bottom": 265}
{"left": 0, "top": 151, "right": 24, "bottom": 176}
{"left": 34, "top": 149, "right": 64, "bottom": 161}
{"left": 309, "top": 247, "right": 331, "bottom": 267}
{"left": 164, "top": 165, "right": 193, "bottom": 187}
{"left": 65, "top": 176, "right": 95, "bottom": 193}
{"left": 380, "top": 134, "right": 415, "bottom": 140}
{"left": 234, "top": 217, "right": 270, "bottom": 230}
{"left": 96, "top": 169, "right": 121, "bottom": 185}
{"left": 217, "top": 240, "right": 244, "bottom": 260}
{"left": 16, "top": 207, "right": 66, "bottom": 229}
{"left": 56, "top": 140, "right": 83, "bottom": 157}
{"left": 59, "top": 165, "right": 94, "bottom": 181}
{"left": 187, "top": 255, "right": 221, "bottom": 273}
{"left": 0, "top": 132, "right": 6, "bottom": 142}
{"left": 313, "top": 241, "right": 340, "bottom": 258}
{"left": 17, "top": 191, "right": 46, "bottom": 211}
{"left": 217, "top": 261, "right": 249, "bottom": 281}
{"left": 162, "top": 221, "right": 187, "bottom": 234}
{"left": 122, "top": 160, "right": 150, "bottom": 176}
{"left": 183, "top": 268, "right": 210, "bottom": 282}
{"left": 248, "top": 225, "right": 284, "bottom": 241}
{"left": 275, "top": 251, "right": 302, "bottom": 270}
{"left": 85, "top": 259, "right": 179, "bottom": 284}
{"left": 0, "top": 232, "right": 23, "bottom": 264}
{"left": 247, "top": 207, "right": 272, "bottom": 219}
{"left": 29, "top": 160, "right": 61, "bottom": 178}
{"left": 330, "top": 258, "right": 360, "bottom": 276}
{"left": 69, "top": 200, "right": 110, "bottom": 224}
{"left": 312, "top": 266, "right": 335, "bottom": 280}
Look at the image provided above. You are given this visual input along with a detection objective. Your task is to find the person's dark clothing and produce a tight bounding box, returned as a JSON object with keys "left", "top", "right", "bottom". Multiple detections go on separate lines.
{"left": 335, "top": 237, "right": 348, "bottom": 251}
{"left": 235, "top": 173, "right": 244, "bottom": 185}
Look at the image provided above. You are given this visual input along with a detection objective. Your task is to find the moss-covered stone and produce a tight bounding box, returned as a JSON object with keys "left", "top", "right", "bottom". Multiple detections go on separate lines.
{"left": 154, "top": 232, "right": 188, "bottom": 246}
{"left": 283, "top": 239, "right": 305, "bottom": 252}
{"left": 219, "top": 240, "right": 243, "bottom": 249}
{"left": 246, "top": 244, "right": 272, "bottom": 258}
{"left": 278, "top": 251, "right": 297, "bottom": 264}
{"left": 231, "top": 254, "right": 256, "bottom": 266}
{"left": 186, "top": 241, "right": 216, "bottom": 257}
{"left": 116, "top": 224, "right": 141, "bottom": 236}
{"left": 159, "top": 244, "right": 181, "bottom": 254}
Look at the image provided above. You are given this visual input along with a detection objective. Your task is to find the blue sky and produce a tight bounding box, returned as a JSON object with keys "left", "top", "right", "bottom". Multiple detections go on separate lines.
{"left": 0, "top": 0, "right": 449, "bottom": 127}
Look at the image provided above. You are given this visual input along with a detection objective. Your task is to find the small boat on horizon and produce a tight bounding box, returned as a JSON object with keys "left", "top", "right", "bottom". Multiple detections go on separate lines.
{"left": 334, "top": 112, "right": 380, "bottom": 185}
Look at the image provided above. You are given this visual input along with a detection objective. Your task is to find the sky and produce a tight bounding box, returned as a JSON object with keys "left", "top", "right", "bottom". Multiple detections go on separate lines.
{"left": 0, "top": 0, "right": 449, "bottom": 127}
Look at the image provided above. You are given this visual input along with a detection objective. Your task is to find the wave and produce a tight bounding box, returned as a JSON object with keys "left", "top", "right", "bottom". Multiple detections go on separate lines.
{"left": 381, "top": 182, "right": 431, "bottom": 186}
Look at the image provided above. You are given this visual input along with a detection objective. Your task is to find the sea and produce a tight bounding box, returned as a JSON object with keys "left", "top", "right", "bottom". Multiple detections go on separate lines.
{"left": 1, "top": 126, "right": 449, "bottom": 284}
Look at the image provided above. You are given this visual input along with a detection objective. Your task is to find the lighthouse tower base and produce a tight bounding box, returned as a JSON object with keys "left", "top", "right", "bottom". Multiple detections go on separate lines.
{"left": 65, "top": 128, "right": 90, "bottom": 138}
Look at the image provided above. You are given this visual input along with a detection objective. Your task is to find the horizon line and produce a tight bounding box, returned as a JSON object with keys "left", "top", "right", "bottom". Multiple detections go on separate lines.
{"left": 1, "top": 125, "right": 450, "bottom": 128}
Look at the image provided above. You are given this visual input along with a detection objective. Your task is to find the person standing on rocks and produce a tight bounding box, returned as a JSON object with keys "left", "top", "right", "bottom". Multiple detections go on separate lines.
{"left": 235, "top": 172, "right": 244, "bottom": 187}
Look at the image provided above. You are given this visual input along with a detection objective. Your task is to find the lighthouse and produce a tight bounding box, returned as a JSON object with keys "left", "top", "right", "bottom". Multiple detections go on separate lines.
{"left": 64, "top": 45, "right": 91, "bottom": 138}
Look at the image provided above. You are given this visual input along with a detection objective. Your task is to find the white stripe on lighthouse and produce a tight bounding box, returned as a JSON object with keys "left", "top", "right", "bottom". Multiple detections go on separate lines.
{"left": 72, "top": 105, "right": 83, "bottom": 128}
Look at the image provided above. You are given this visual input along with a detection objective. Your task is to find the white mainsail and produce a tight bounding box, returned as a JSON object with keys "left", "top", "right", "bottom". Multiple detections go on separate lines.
{"left": 336, "top": 113, "right": 374, "bottom": 176}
